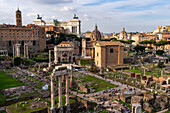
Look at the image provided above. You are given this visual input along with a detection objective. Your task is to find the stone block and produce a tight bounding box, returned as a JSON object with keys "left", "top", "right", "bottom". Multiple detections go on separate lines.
{"left": 131, "top": 96, "right": 143, "bottom": 105}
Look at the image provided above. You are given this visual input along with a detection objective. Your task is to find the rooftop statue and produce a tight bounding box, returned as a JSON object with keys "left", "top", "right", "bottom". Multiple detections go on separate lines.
{"left": 73, "top": 14, "right": 78, "bottom": 19}
{"left": 37, "top": 14, "right": 42, "bottom": 19}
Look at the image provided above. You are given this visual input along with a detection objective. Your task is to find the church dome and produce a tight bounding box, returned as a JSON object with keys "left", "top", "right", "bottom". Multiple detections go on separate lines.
{"left": 90, "top": 24, "right": 101, "bottom": 41}
{"left": 119, "top": 28, "right": 127, "bottom": 40}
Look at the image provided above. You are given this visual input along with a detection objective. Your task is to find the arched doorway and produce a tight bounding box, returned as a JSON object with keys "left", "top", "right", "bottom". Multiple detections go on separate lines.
{"left": 62, "top": 53, "right": 67, "bottom": 62}
{"left": 162, "top": 81, "right": 167, "bottom": 85}
{"left": 58, "top": 57, "right": 60, "bottom": 63}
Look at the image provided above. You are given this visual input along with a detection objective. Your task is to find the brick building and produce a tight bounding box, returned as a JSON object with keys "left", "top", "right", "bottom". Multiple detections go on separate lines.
{"left": 0, "top": 8, "right": 46, "bottom": 54}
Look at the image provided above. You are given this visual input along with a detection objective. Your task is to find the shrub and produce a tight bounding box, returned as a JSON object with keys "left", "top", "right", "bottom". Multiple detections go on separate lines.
{"left": 157, "top": 62, "right": 164, "bottom": 68}
{"left": 88, "top": 68, "right": 98, "bottom": 73}
{"left": 14, "top": 57, "right": 21, "bottom": 66}
{"left": 80, "top": 60, "right": 91, "bottom": 65}
{"left": 156, "top": 50, "right": 164, "bottom": 55}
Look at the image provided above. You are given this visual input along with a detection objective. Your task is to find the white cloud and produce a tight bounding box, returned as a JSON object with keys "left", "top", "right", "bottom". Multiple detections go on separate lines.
{"left": 60, "top": 6, "right": 77, "bottom": 12}
{"left": 83, "top": 14, "right": 90, "bottom": 21}
{"left": 0, "top": 0, "right": 170, "bottom": 32}
{"left": 30, "top": 0, "right": 73, "bottom": 4}
{"left": 26, "top": 12, "right": 37, "bottom": 17}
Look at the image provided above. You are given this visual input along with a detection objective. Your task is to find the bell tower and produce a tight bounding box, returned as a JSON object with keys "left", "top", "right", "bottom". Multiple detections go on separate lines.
{"left": 16, "top": 7, "right": 22, "bottom": 27}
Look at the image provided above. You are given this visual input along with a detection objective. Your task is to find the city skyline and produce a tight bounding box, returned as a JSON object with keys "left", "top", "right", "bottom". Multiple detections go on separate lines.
{"left": 0, "top": 0, "right": 170, "bottom": 33}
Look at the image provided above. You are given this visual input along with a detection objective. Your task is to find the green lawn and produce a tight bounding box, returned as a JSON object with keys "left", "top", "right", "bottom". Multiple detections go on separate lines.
{"left": 80, "top": 60, "right": 91, "bottom": 65}
{"left": 0, "top": 70, "right": 23, "bottom": 89}
{"left": 0, "top": 91, "right": 5, "bottom": 105}
{"left": 7, "top": 96, "right": 76, "bottom": 113}
{"left": 127, "top": 68, "right": 161, "bottom": 78}
{"left": 165, "top": 110, "right": 170, "bottom": 113}
{"left": 79, "top": 75, "right": 117, "bottom": 92}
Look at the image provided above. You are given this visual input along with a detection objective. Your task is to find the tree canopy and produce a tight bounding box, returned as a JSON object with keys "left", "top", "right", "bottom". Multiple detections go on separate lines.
{"left": 133, "top": 45, "right": 146, "bottom": 54}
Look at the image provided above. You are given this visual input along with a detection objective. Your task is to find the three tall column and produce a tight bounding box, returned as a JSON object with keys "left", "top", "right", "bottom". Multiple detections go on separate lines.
{"left": 50, "top": 67, "right": 70, "bottom": 113}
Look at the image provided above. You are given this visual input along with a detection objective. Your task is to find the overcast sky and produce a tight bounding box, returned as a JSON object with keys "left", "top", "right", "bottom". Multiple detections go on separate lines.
{"left": 0, "top": 0, "right": 170, "bottom": 33}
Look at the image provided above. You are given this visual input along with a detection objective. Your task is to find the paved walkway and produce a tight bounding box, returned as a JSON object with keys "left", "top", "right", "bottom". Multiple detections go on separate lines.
{"left": 156, "top": 109, "right": 169, "bottom": 113}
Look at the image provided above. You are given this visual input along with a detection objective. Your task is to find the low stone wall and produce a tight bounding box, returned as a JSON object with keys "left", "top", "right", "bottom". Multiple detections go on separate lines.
{"left": 120, "top": 95, "right": 131, "bottom": 103}
{"left": 78, "top": 84, "right": 89, "bottom": 93}
{"left": 143, "top": 102, "right": 154, "bottom": 113}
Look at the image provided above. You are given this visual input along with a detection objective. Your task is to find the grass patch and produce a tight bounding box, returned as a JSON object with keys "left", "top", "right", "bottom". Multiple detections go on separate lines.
{"left": 79, "top": 74, "right": 117, "bottom": 92}
{"left": 115, "top": 99, "right": 131, "bottom": 109}
{"left": 165, "top": 110, "right": 170, "bottom": 113}
{"left": 127, "top": 68, "right": 161, "bottom": 78}
{"left": 0, "top": 91, "right": 5, "bottom": 104}
{"left": 7, "top": 96, "right": 76, "bottom": 113}
{"left": 0, "top": 110, "right": 6, "bottom": 113}
{"left": 0, "top": 70, "right": 23, "bottom": 89}
{"left": 80, "top": 60, "right": 91, "bottom": 65}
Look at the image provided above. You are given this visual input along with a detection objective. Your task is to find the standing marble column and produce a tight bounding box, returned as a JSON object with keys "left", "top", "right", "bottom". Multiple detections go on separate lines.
{"left": 49, "top": 50, "right": 51, "bottom": 68}
{"left": 161, "top": 70, "right": 163, "bottom": 76}
{"left": 24, "top": 44, "right": 29, "bottom": 58}
{"left": 24, "top": 44, "right": 26, "bottom": 58}
{"left": 58, "top": 75, "right": 63, "bottom": 113}
{"left": 16, "top": 44, "right": 21, "bottom": 57}
{"left": 70, "top": 65, "right": 73, "bottom": 87}
{"left": 13, "top": 45, "right": 15, "bottom": 57}
{"left": 54, "top": 46, "right": 58, "bottom": 64}
{"left": 50, "top": 74, "right": 55, "bottom": 113}
{"left": 26, "top": 44, "right": 29, "bottom": 58}
{"left": 65, "top": 75, "right": 70, "bottom": 113}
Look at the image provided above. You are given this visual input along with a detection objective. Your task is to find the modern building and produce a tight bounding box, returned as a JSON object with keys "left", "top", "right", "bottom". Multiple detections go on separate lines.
{"left": 0, "top": 8, "right": 46, "bottom": 55}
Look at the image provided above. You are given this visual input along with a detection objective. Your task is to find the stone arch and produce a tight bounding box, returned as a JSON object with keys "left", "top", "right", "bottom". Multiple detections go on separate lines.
{"left": 58, "top": 57, "right": 60, "bottom": 63}
{"left": 162, "top": 81, "right": 167, "bottom": 85}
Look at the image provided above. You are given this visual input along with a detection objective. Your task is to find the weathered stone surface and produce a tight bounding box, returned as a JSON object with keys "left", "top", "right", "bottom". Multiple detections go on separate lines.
{"left": 78, "top": 84, "right": 89, "bottom": 93}
{"left": 160, "top": 102, "right": 168, "bottom": 110}
{"left": 144, "top": 93, "right": 154, "bottom": 102}
{"left": 131, "top": 96, "right": 143, "bottom": 105}
{"left": 153, "top": 99, "right": 161, "bottom": 108}
{"left": 161, "top": 96, "right": 169, "bottom": 102}
{"left": 143, "top": 102, "right": 154, "bottom": 113}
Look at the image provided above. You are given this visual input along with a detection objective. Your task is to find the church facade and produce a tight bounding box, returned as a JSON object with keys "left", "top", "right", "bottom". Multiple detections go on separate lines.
{"left": 82, "top": 25, "right": 124, "bottom": 67}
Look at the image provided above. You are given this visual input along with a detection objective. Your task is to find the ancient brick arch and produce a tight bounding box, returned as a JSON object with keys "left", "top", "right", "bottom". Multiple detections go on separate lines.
{"left": 167, "top": 78, "right": 170, "bottom": 85}
{"left": 162, "top": 81, "right": 167, "bottom": 85}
